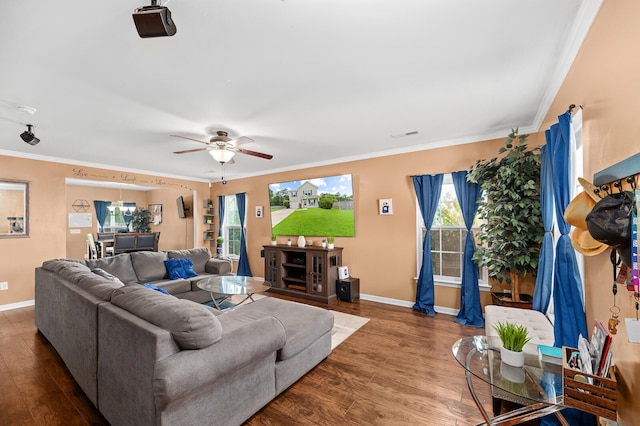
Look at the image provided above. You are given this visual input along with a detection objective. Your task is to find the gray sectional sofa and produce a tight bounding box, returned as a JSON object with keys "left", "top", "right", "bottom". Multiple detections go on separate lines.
{"left": 35, "top": 247, "right": 334, "bottom": 426}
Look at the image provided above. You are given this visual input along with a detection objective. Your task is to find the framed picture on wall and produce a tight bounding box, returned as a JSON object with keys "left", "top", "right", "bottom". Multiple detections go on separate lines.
{"left": 149, "top": 204, "right": 162, "bottom": 225}
{"left": 379, "top": 198, "right": 393, "bottom": 215}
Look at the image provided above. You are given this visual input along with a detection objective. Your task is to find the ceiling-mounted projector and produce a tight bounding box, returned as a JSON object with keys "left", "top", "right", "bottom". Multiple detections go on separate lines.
{"left": 132, "top": 1, "right": 177, "bottom": 38}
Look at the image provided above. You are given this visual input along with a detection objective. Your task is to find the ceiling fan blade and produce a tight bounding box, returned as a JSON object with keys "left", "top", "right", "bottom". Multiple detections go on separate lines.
{"left": 230, "top": 136, "right": 255, "bottom": 146}
{"left": 170, "top": 134, "right": 211, "bottom": 145}
{"left": 173, "top": 147, "right": 211, "bottom": 154}
{"left": 234, "top": 147, "right": 273, "bottom": 160}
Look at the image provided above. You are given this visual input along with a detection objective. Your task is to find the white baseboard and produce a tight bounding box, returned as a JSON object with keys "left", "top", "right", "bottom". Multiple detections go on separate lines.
{"left": 0, "top": 299, "right": 35, "bottom": 312}
{"left": 360, "top": 293, "right": 459, "bottom": 316}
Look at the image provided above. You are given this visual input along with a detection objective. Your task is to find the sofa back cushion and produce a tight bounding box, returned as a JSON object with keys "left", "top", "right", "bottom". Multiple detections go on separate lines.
{"left": 85, "top": 254, "right": 139, "bottom": 284}
{"left": 110, "top": 285, "right": 222, "bottom": 350}
{"left": 168, "top": 248, "right": 211, "bottom": 274}
{"left": 76, "top": 271, "right": 125, "bottom": 301}
{"left": 42, "top": 260, "right": 92, "bottom": 284}
{"left": 130, "top": 251, "right": 168, "bottom": 282}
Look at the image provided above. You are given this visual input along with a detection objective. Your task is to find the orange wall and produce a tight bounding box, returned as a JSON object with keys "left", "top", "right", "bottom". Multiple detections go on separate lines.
{"left": 211, "top": 137, "right": 513, "bottom": 308}
{"left": 0, "top": 157, "right": 211, "bottom": 306}
{"left": 541, "top": 0, "right": 639, "bottom": 421}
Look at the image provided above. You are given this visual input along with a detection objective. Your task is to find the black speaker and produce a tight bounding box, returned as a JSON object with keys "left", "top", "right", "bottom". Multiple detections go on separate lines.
{"left": 132, "top": 6, "right": 177, "bottom": 38}
{"left": 336, "top": 278, "right": 360, "bottom": 303}
{"left": 20, "top": 131, "right": 40, "bottom": 145}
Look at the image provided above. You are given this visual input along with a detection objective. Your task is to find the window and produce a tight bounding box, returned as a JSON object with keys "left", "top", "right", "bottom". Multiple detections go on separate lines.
{"left": 416, "top": 174, "right": 487, "bottom": 286}
{"left": 102, "top": 204, "right": 136, "bottom": 232}
{"left": 221, "top": 196, "right": 245, "bottom": 259}
{"left": 303, "top": 189, "right": 313, "bottom": 196}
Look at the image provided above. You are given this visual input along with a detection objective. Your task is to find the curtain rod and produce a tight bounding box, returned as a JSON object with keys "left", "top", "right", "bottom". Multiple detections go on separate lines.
{"left": 568, "top": 104, "right": 583, "bottom": 114}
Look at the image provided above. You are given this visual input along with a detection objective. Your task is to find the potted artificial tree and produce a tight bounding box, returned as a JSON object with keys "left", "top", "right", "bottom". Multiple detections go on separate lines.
{"left": 493, "top": 321, "right": 531, "bottom": 368}
{"left": 466, "top": 129, "right": 543, "bottom": 307}
{"left": 131, "top": 208, "right": 151, "bottom": 233}
{"left": 271, "top": 234, "right": 278, "bottom": 245}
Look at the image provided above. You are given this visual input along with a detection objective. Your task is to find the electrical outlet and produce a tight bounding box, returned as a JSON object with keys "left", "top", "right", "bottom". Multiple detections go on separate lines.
{"left": 0, "top": 282, "right": 8, "bottom": 291}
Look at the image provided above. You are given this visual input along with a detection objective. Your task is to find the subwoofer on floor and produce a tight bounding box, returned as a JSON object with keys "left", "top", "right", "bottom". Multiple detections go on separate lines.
{"left": 336, "top": 277, "right": 360, "bottom": 303}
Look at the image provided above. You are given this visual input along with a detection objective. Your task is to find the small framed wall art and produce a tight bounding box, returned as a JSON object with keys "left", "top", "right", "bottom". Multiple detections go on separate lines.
{"left": 256, "top": 206, "right": 263, "bottom": 218}
{"left": 379, "top": 198, "right": 393, "bottom": 215}
{"left": 149, "top": 204, "right": 162, "bottom": 224}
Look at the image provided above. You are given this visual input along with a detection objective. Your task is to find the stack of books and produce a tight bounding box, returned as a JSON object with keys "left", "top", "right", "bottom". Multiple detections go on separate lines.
{"left": 538, "top": 343, "right": 563, "bottom": 365}
{"left": 590, "top": 320, "right": 614, "bottom": 378}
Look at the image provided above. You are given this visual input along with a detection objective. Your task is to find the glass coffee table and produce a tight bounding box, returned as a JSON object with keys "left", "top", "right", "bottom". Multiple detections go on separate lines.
{"left": 197, "top": 275, "right": 271, "bottom": 311}
{"left": 452, "top": 335, "right": 569, "bottom": 425}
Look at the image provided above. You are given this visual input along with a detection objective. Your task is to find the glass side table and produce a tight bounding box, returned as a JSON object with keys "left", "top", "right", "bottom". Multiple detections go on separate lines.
{"left": 452, "top": 335, "right": 569, "bottom": 425}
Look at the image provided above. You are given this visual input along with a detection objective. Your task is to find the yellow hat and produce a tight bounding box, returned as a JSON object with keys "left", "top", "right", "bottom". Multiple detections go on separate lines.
{"left": 578, "top": 177, "right": 602, "bottom": 202}
{"left": 571, "top": 227, "right": 608, "bottom": 256}
{"left": 564, "top": 191, "right": 596, "bottom": 228}
{"left": 565, "top": 190, "right": 608, "bottom": 256}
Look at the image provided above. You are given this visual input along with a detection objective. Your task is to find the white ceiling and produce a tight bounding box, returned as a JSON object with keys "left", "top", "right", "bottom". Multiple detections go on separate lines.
{"left": 0, "top": 0, "right": 602, "bottom": 183}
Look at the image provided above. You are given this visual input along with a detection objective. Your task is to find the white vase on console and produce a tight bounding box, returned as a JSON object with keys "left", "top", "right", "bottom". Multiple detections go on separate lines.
{"left": 297, "top": 236, "right": 306, "bottom": 247}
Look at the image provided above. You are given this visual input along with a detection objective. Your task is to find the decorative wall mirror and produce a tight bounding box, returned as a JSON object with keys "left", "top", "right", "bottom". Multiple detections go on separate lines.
{"left": 0, "top": 179, "right": 29, "bottom": 238}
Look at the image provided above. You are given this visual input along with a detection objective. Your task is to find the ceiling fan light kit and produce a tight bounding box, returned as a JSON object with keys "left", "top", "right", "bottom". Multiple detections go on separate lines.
{"left": 171, "top": 130, "right": 272, "bottom": 162}
{"left": 210, "top": 148, "right": 235, "bottom": 163}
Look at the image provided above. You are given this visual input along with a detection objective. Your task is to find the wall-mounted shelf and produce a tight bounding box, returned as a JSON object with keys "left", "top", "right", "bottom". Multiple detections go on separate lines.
{"left": 203, "top": 200, "right": 215, "bottom": 245}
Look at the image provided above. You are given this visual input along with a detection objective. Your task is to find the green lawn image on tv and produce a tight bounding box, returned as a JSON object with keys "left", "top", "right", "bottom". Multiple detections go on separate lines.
{"left": 272, "top": 208, "right": 355, "bottom": 237}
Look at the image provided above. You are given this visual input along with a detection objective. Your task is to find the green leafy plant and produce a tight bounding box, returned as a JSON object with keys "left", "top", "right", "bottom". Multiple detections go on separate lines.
{"left": 271, "top": 234, "right": 277, "bottom": 241}
{"left": 327, "top": 236, "right": 334, "bottom": 244}
{"left": 131, "top": 208, "right": 151, "bottom": 233}
{"left": 493, "top": 321, "right": 531, "bottom": 352}
{"left": 466, "top": 128, "right": 543, "bottom": 302}
{"left": 216, "top": 236, "right": 224, "bottom": 245}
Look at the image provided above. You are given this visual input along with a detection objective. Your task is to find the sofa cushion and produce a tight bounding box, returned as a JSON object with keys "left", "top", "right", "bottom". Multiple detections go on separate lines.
{"left": 110, "top": 285, "right": 222, "bottom": 350}
{"left": 223, "top": 297, "right": 334, "bottom": 361}
{"left": 131, "top": 251, "right": 168, "bottom": 282}
{"left": 168, "top": 248, "right": 211, "bottom": 274}
{"left": 42, "top": 260, "right": 92, "bottom": 284}
{"left": 85, "top": 254, "right": 138, "bottom": 284}
{"left": 77, "top": 272, "right": 125, "bottom": 301}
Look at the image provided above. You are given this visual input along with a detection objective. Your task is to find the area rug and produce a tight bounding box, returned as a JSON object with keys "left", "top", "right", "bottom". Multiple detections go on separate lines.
{"left": 330, "top": 310, "right": 369, "bottom": 349}
{"left": 202, "top": 294, "right": 369, "bottom": 349}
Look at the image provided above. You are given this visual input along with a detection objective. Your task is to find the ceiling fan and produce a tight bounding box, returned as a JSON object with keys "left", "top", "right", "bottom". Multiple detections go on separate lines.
{"left": 171, "top": 131, "right": 273, "bottom": 164}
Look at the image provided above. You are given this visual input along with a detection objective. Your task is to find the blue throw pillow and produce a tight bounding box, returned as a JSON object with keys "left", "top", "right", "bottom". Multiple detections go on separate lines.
{"left": 143, "top": 283, "right": 170, "bottom": 295}
{"left": 178, "top": 258, "right": 198, "bottom": 278}
{"left": 164, "top": 258, "right": 187, "bottom": 280}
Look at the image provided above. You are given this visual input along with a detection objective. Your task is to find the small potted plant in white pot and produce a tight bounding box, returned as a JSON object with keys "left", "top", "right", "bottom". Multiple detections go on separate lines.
{"left": 271, "top": 234, "right": 277, "bottom": 245}
{"left": 216, "top": 236, "right": 224, "bottom": 258}
{"left": 327, "top": 236, "right": 334, "bottom": 249}
{"left": 493, "top": 321, "right": 531, "bottom": 368}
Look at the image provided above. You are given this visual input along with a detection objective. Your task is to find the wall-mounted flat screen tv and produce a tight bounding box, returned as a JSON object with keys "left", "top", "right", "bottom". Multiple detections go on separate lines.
{"left": 176, "top": 195, "right": 188, "bottom": 218}
{"left": 268, "top": 174, "right": 355, "bottom": 237}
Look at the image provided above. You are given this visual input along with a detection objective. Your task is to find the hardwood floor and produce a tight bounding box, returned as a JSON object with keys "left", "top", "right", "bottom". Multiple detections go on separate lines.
{"left": 0, "top": 296, "right": 497, "bottom": 425}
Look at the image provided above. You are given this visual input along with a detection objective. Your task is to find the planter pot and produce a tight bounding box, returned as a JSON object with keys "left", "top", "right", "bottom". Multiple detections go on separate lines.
{"left": 500, "top": 346, "right": 525, "bottom": 368}
{"left": 297, "top": 236, "right": 306, "bottom": 248}
{"left": 271, "top": 240, "right": 277, "bottom": 246}
{"left": 500, "top": 361, "right": 525, "bottom": 382}
{"left": 327, "top": 243, "right": 334, "bottom": 249}
{"left": 491, "top": 292, "right": 533, "bottom": 310}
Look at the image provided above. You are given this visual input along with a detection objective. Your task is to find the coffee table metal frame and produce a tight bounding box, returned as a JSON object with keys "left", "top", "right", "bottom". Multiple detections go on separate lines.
{"left": 197, "top": 275, "right": 271, "bottom": 311}
{"left": 452, "top": 335, "right": 569, "bottom": 426}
